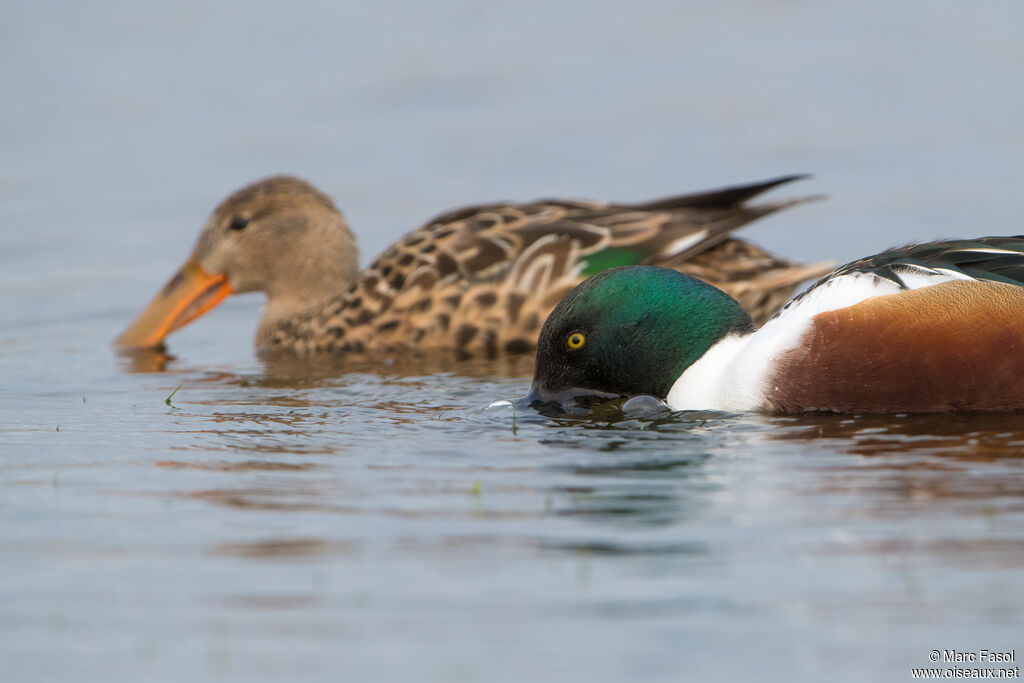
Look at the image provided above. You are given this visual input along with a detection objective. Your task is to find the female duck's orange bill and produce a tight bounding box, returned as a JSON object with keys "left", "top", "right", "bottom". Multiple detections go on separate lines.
{"left": 115, "top": 260, "right": 232, "bottom": 348}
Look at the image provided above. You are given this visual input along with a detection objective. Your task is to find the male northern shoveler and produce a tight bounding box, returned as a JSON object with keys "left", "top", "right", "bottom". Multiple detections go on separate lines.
{"left": 528, "top": 238, "right": 1024, "bottom": 413}
{"left": 115, "top": 175, "right": 831, "bottom": 355}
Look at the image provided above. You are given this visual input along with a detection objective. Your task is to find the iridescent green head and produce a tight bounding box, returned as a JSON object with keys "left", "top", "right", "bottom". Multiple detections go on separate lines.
{"left": 527, "top": 266, "right": 754, "bottom": 408}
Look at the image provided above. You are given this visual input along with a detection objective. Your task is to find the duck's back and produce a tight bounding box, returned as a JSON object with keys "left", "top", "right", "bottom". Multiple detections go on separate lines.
{"left": 271, "top": 176, "right": 830, "bottom": 354}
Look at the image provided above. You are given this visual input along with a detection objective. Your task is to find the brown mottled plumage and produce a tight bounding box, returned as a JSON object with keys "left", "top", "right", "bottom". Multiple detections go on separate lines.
{"left": 116, "top": 175, "right": 831, "bottom": 355}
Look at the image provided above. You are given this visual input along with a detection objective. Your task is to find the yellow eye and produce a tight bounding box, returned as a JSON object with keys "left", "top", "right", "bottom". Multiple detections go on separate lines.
{"left": 567, "top": 332, "right": 585, "bottom": 349}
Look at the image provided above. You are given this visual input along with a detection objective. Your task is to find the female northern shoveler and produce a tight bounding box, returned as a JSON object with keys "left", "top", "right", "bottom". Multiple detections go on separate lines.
{"left": 528, "top": 238, "right": 1024, "bottom": 413}
{"left": 116, "top": 175, "right": 831, "bottom": 355}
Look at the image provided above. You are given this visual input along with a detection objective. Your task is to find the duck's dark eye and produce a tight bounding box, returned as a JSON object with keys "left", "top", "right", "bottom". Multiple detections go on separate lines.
{"left": 228, "top": 216, "right": 249, "bottom": 231}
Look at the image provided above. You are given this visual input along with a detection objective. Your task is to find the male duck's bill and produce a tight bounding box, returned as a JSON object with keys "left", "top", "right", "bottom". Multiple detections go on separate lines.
{"left": 527, "top": 237, "right": 1024, "bottom": 414}
{"left": 521, "top": 384, "right": 625, "bottom": 415}
{"left": 115, "top": 174, "right": 832, "bottom": 356}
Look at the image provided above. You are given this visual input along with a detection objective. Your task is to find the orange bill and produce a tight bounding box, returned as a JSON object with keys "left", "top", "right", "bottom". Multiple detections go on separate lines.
{"left": 115, "top": 259, "right": 232, "bottom": 348}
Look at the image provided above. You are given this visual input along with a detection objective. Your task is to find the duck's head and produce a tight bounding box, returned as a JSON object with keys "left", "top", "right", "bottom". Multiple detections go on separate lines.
{"left": 116, "top": 176, "right": 358, "bottom": 349}
{"left": 525, "top": 266, "right": 755, "bottom": 410}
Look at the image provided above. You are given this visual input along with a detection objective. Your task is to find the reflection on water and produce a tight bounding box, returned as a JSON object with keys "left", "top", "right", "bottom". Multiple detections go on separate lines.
{"left": 762, "top": 413, "right": 1024, "bottom": 513}
{"left": 258, "top": 349, "right": 538, "bottom": 382}
{"left": 116, "top": 346, "right": 176, "bottom": 373}
{"left": 208, "top": 538, "right": 353, "bottom": 558}
{"left": 117, "top": 344, "right": 537, "bottom": 382}
{"left": 124, "top": 362, "right": 1024, "bottom": 537}
{"left": 188, "top": 487, "right": 360, "bottom": 514}
{"left": 773, "top": 412, "right": 1024, "bottom": 460}
{"left": 156, "top": 459, "right": 320, "bottom": 472}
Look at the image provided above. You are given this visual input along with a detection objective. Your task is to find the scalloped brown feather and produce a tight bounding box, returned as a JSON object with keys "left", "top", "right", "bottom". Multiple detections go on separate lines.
{"left": 269, "top": 177, "right": 833, "bottom": 354}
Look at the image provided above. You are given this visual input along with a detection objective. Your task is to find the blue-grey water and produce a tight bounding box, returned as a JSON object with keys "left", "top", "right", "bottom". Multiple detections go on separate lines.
{"left": 3, "top": 1, "right": 1024, "bottom": 681}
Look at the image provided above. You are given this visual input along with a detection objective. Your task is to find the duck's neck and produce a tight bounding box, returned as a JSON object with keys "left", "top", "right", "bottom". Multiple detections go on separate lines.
{"left": 254, "top": 295, "right": 320, "bottom": 346}
{"left": 256, "top": 214, "right": 360, "bottom": 346}
{"left": 665, "top": 332, "right": 763, "bottom": 411}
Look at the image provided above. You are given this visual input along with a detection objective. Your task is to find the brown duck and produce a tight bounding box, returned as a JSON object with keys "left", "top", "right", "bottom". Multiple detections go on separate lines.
{"left": 116, "top": 175, "right": 831, "bottom": 355}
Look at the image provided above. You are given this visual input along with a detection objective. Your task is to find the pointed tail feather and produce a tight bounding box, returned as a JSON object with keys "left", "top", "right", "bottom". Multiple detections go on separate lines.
{"left": 632, "top": 174, "right": 814, "bottom": 211}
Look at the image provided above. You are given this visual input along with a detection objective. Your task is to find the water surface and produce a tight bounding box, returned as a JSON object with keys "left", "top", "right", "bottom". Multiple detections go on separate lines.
{"left": 3, "top": 1, "right": 1024, "bottom": 681}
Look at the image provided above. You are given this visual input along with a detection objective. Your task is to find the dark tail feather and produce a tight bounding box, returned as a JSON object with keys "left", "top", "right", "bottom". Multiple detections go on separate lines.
{"left": 632, "top": 174, "right": 813, "bottom": 211}
{"left": 739, "top": 192, "right": 827, "bottom": 221}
